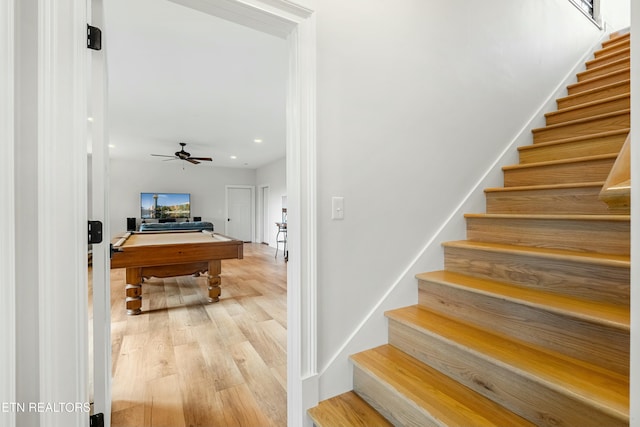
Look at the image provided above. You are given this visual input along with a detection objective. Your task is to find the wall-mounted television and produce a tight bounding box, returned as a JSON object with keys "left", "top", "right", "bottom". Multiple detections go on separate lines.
{"left": 140, "top": 192, "right": 191, "bottom": 219}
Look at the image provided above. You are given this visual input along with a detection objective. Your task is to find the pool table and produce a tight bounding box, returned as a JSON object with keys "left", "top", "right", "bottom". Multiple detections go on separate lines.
{"left": 111, "top": 230, "right": 243, "bottom": 315}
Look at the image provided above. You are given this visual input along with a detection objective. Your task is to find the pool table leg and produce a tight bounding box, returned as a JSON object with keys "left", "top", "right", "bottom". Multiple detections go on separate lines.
{"left": 125, "top": 268, "right": 143, "bottom": 315}
{"left": 208, "top": 260, "right": 222, "bottom": 303}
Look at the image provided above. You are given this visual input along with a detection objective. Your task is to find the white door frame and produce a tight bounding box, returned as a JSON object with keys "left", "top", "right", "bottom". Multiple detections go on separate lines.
{"left": 89, "top": 0, "right": 112, "bottom": 423}
{"left": 0, "top": 2, "right": 16, "bottom": 425}
{"left": 167, "top": 2, "right": 319, "bottom": 424}
{"left": 225, "top": 184, "right": 256, "bottom": 242}
{"left": 5, "top": 1, "right": 90, "bottom": 426}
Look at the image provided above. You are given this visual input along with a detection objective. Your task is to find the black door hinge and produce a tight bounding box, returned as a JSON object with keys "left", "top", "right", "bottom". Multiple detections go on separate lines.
{"left": 90, "top": 413, "right": 104, "bottom": 427}
{"left": 88, "top": 221, "right": 103, "bottom": 244}
{"left": 87, "top": 25, "right": 102, "bottom": 50}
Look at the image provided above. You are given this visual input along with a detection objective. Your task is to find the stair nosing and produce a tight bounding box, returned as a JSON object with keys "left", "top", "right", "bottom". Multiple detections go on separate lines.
{"left": 601, "top": 32, "right": 630, "bottom": 47}
{"left": 596, "top": 38, "right": 630, "bottom": 54}
{"left": 503, "top": 153, "right": 617, "bottom": 171}
{"left": 519, "top": 129, "right": 629, "bottom": 151}
{"left": 576, "top": 57, "right": 630, "bottom": 78}
{"left": 586, "top": 47, "right": 630, "bottom": 66}
{"left": 441, "top": 240, "right": 630, "bottom": 267}
{"left": 416, "top": 270, "right": 629, "bottom": 329}
{"left": 531, "top": 109, "right": 630, "bottom": 134}
{"left": 557, "top": 80, "right": 630, "bottom": 105}
{"left": 484, "top": 181, "right": 605, "bottom": 193}
{"left": 464, "top": 213, "right": 630, "bottom": 221}
{"left": 546, "top": 93, "right": 629, "bottom": 117}
{"left": 567, "top": 68, "right": 629, "bottom": 90}
{"left": 385, "top": 306, "right": 629, "bottom": 420}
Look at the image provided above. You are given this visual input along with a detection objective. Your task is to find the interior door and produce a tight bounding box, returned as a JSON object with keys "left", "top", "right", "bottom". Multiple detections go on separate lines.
{"left": 89, "top": 0, "right": 112, "bottom": 424}
{"left": 261, "top": 185, "right": 270, "bottom": 244}
{"left": 226, "top": 186, "right": 254, "bottom": 242}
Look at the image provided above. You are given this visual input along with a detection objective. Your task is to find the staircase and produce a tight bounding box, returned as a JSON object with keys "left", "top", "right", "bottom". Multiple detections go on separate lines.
{"left": 308, "top": 31, "right": 630, "bottom": 427}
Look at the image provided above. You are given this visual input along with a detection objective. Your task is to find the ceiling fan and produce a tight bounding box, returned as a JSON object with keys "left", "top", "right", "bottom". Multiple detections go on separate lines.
{"left": 151, "top": 142, "right": 213, "bottom": 164}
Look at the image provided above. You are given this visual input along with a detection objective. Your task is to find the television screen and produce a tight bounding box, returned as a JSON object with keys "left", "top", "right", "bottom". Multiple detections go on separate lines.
{"left": 140, "top": 192, "right": 191, "bottom": 219}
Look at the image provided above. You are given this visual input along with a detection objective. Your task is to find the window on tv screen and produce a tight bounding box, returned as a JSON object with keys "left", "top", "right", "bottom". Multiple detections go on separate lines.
{"left": 140, "top": 193, "right": 191, "bottom": 219}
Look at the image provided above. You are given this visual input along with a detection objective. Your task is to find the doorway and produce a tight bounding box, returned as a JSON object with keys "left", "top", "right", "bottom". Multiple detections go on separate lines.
{"left": 226, "top": 185, "right": 255, "bottom": 242}
{"left": 260, "top": 185, "right": 271, "bottom": 245}
{"left": 55, "top": 1, "right": 317, "bottom": 426}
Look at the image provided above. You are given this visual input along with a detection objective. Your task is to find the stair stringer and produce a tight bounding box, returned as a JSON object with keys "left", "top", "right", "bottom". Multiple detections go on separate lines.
{"left": 314, "top": 33, "right": 610, "bottom": 402}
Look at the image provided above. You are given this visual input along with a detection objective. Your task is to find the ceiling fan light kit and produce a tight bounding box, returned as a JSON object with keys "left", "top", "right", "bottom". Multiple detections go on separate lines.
{"left": 151, "top": 142, "right": 213, "bottom": 165}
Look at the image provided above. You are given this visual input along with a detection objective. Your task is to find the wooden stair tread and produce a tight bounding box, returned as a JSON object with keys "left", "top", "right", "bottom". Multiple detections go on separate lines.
{"left": 518, "top": 129, "right": 629, "bottom": 152}
{"left": 385, "top": 306, "right": 629, "bottom": 419}
{"left": 416, "top": 270, "right": 629, "bottom": 328}
{"left": 351, "top": 345, "right": 536, "bottom": 427}
{"left": 441, "top": 240, "right": 629, "bottom": 267}
{"left": 556, "top": 80, "right": 630, "bottom": 106}
{"left": 547, "top": 92, "right": 629, "bottom": 115}
{"left": 586, "top": 47, "right": 630, "bottom": 68}
{"left": 532, "top": 109, "right": 629, "bottom": 134}
{"left": 503, "top": 153, "right": 617, "bottom": 171}
{"left": 567, "top": 68, "right": 629, "bottom": 91}
{"left": 577, "top": 57, "right": 630, "bottom": 78}
{"left": 595, "top": 38, "right": 630, "bottom": 57}
{"left": 602, "top": 31, "right": 630, "bottom": 47}
{"left": 485, "top": 181, "right": 604, "bottom": 193}
{"left": 307, "top": 391, "right": 392, "bottom": 427}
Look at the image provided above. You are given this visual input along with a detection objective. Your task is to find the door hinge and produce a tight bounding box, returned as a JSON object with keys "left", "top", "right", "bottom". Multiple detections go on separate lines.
{"left": 88, "top": 221, "right": 103, "bottom": 244}
{"left": 90, "top": 413, "right": 104, "bottom": 427}
{"left": 87, "top": 24, "right": 102, "bottom": 51}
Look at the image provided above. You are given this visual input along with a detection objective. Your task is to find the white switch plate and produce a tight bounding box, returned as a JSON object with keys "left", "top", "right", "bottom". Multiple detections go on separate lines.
{"left": 332, "top": 196, "right": 344, "bottom": 220}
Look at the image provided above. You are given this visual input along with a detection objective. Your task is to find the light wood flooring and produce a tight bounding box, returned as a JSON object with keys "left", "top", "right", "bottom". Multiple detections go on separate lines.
{"left": 101, "top": 243, "right": 287, "bottom": 427}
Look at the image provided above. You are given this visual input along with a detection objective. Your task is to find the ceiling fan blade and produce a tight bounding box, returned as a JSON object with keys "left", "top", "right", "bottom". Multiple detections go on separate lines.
{"left": 186, "top": 158, "right": 200, "bottom": 164}
{"left": 189, "top": 157, "right": 212, "bottom": 161}
{"left": 151, "top": 154, "right": 177, "bottom": 158}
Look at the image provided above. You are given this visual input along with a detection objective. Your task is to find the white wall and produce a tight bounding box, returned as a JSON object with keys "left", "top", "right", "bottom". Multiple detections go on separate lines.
{"left": 256, "top": 156, "right": 287, "bottom": 248}
{"left": 313, "top": 0, "right": 625, "bottom": 399}
{"left": 110, "top": 158, "right": 256, "bottom": 235}
{"left": 601, "top": 0, "right": 631, "bottom": 29}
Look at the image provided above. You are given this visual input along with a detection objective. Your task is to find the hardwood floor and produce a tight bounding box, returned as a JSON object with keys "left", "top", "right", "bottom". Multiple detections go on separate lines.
{"left": 104, "top": 243, "right": 287, "bottom": 427}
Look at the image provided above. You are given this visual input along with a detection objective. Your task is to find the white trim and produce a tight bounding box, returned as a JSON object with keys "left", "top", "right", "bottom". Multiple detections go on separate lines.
{"left": 225, "top": 184, "right": 256, "bottom": 241}
{"left": 0, "top": 1, "right": 16, "bottom": 426}
{"left": 38, "top": 1, "right": 89, "bottom": 425}
{"left": 169, "top": 2, "right": 318, "bottom": 424}
{"left": 90, "top": 0, "right": 112, "bottom": 423}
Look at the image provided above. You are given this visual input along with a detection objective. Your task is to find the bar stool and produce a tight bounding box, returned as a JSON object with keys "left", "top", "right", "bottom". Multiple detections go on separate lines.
{"left": 275, "top": 222, "right": 287, "bottom": 261}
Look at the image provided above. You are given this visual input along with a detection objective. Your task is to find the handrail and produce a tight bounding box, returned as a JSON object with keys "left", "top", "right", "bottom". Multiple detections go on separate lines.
{"left": 599, "top": 133, "right": 631, "bottom": 209}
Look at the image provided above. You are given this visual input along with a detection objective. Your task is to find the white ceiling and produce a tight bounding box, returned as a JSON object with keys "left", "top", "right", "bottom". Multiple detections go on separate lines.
{"left": 103, "top": 0, "right": 287, "bottom": 168}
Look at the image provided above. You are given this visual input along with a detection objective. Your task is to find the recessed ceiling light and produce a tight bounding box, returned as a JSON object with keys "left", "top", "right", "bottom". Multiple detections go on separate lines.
{"left": 230, "top": 155, "right": 237, "bottom": 159}
{"left": 108, "top": 144, "right": 115, "bottom": 148}
{"left": 87, "top": 117, "right": 94, "bottom": 122}
{"left": 253, "top": 139, "right": 263, "bottom": 143}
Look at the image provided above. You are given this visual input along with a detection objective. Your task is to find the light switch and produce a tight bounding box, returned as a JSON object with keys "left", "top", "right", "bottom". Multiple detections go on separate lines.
{"left": 332, "top": 196, "right": 344, "bottom": 220}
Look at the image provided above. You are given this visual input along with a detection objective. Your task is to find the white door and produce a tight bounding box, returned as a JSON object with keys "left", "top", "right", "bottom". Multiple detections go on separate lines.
{"left": 226, "top": 186, "right": 254, "bottom": 241}
{"left": 89, "top": 0, "right": 112, "bottom": 424}
{"left": 261, "top": 185, "right": 270, "bottom": 244}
